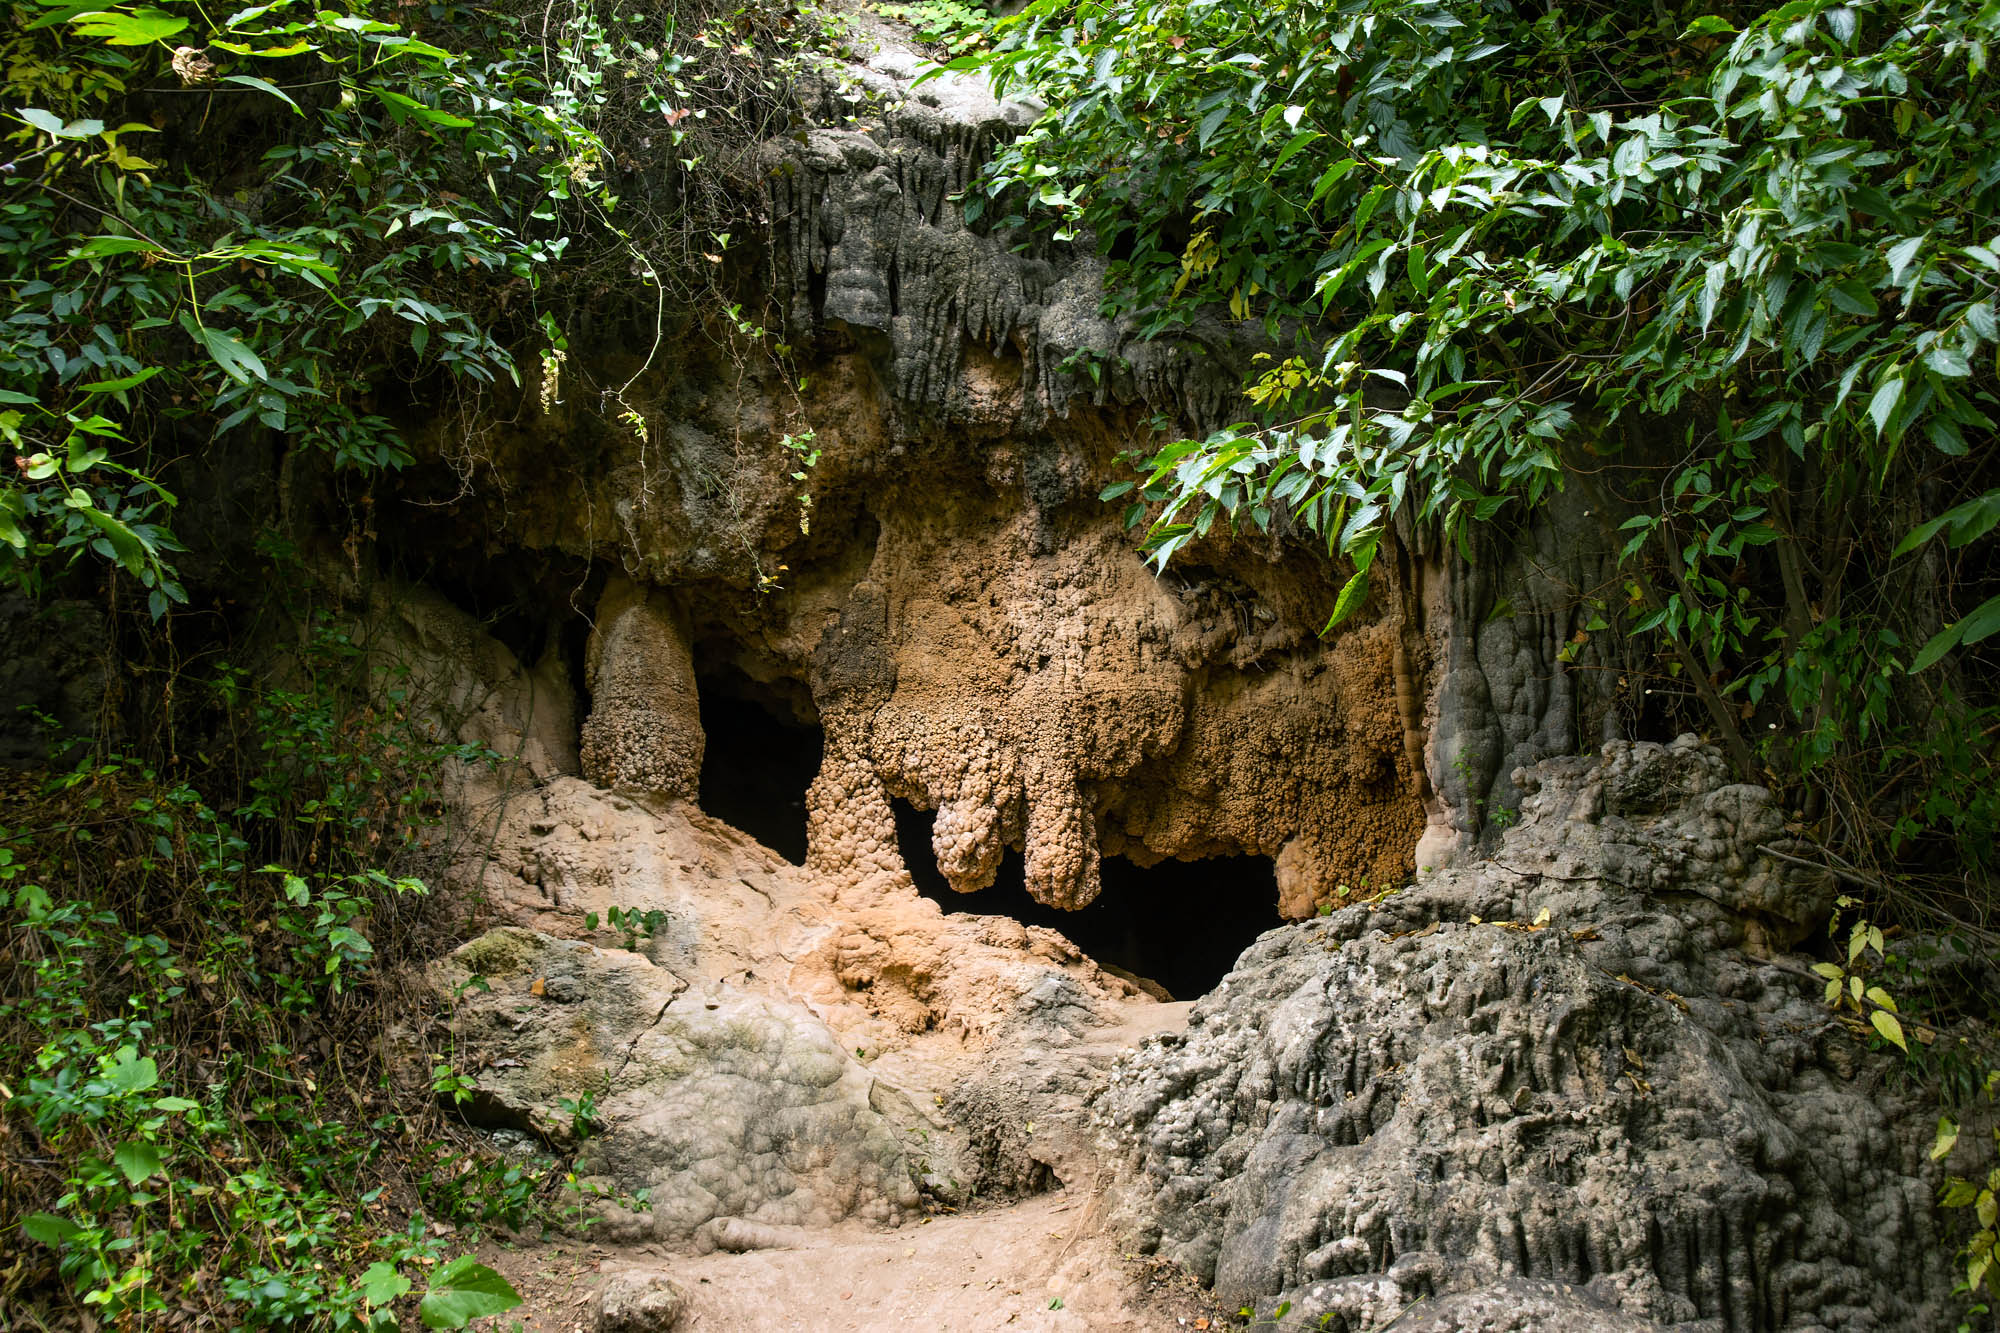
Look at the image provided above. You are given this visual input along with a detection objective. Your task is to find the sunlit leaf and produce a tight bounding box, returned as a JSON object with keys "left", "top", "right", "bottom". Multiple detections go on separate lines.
{"left": 68, "top": 7, "right": 188, "bottom": 44}
{"left": 418, "top": 1257, "right": 523, "bottom": 1329}
{"left": 1869, "top": 1010, "right": 1907, "bottom": 1052}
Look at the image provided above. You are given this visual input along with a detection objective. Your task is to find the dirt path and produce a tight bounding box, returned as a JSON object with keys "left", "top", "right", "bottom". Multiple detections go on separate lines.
{"left": 484, "top": 1190, "right": 1225, "bottom": 1332}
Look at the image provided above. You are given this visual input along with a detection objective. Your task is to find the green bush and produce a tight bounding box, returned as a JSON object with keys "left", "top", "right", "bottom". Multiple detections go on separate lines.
{"left": 0, "top": 616, "right": 523, "bottom": 1326}
{"left": 961, "top": 0, "right": 2000, "bottom": 891}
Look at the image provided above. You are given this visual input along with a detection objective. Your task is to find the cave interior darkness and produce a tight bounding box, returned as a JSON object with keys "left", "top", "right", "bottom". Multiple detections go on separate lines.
{"left": 893, "top": 799, "right": 1281, "bottom": 1001}
{"left": 693, "top": 682, "right": 1283, "bottom": 998}
{"left": 695, "top": 673, "right": 822, "bottom": 865}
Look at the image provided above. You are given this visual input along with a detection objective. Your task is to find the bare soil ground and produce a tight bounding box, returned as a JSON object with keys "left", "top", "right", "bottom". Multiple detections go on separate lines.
{"left": 481, "top": 1190, "right": 1232, "bottom": 1333}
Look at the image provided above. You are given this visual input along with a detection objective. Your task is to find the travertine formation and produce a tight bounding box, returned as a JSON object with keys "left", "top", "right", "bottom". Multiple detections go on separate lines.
{"left": 579, "top": 576, "right": 705, "bottom": 799}
{"left": 397, "top": 605, "right": 1178, "bottom": 1238}
{"left": 386, "top": 18, "right": 1444, "bottom": 918}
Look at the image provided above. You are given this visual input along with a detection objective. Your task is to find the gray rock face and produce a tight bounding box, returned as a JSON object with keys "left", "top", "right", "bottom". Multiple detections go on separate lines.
{"left": 431, "top": 929, "right": 918, "bottom": 1240}
{"left": 587, "top": 982, "right": 920, "bottom": 1239}
{"left": 434, "top": 927, "right": 686, "bottom": 1141}
{"left": 765, "top": 20, "right": 1257, "bottom": 432}
{"left": 1102, "top": 737, "right": 1951, "bottom": 1332}
{"left": 1419, "top": 500, "right": 1632, "bottom": 869}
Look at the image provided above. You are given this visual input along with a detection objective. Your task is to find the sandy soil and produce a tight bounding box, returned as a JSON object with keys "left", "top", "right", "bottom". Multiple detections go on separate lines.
{"left": 482, "top": 1190, "right": 1230, "bottom": 1333}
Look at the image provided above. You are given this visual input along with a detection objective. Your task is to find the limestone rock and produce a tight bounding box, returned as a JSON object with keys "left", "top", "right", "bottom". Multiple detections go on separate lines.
{"left": 580, "top": 576, "right": 704, "bottom": 799}
{"left": 360, "top": 580, "right": 580, "bottom": 785}
{"left": 595, "top": 1269, "right": 686, "bottom": 1333}
{"left": 431, "top": 928, "right": 685, "bottom": 1142}
{"left": 431, "top": 926, "right": 923, "bottom": 1241}
{"left": 1103, "top": 738, "right": 1952, "bottom": 1332}
{"left": 1420, "top": 499, "right": 1632, "bottom": 867}
{"left": 585, "top": 982, "right": 920, "bottom": 1239}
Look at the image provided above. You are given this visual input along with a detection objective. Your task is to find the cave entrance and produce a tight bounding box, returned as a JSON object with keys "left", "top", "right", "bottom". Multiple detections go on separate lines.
{"left": 695, "top": 673, "right": 822, "bottom": 865}
{"left": 892, "top": 798, "right": 1280, "bottom": 1000}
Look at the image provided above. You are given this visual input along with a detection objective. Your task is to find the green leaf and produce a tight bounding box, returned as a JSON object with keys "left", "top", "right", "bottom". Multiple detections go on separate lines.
{"left": 418, "top": 1257, "right": 523, "bottom": 1329}
{"left": 1272, "top": 129, "right": 1319, "bottom": 172}
{"left": 1909, "top": 620, "right": 1964, "bottom": 673}
{"left": 1892, "top": 514, "right": 1951, "bottom": 559}
{"left": 80, "top": 366, "right": 163, "bottom": 394}
{"left": 22, "top": 1213, "right": 81, "bottom": 1246}
{"left": 371, "top": 87, "right": 474, "bottom": 129}
{"left": 1827, "top": 280, "right": 1877, "bottom": 316}
{"left": 1925, "top": 416, "right": 1969, "bottom": 456}
{"left": 1867, "top": 375, "right": 1904, "bottom": 437}
{"left": 19, "top": 107, "right": 102, "bottom": 138}
{"left": 1869, "top": 1009, "right": 1907, "bottom": 1052}
{"left": 1320, "top": 568, "right": 1369, "bottom": 635}
{"left": 84, "top": 508, "right": 149, "bottom": 575}
{"left": 184, "top": 320, "right": 269, "bottom": 385}
{"left": 222, "top": 74, "right": 303, "bottom": 113}
{"left": 114, "top": 1140, "right": 162, "bottom": 1185}
{"left": 1310, "top": 158, "right": 1359, "bottom": 203}
{"left": 1196, "top": 102, "right": 1228, "bottom": 150}
{"left": 361, "top": 1261, "right": 413, "bottom": 1306}
{"left": 1885, "top": 235, "right": 1924, "bottom": 284}
{"left": 1406, "top": 242, "right": 1429, "bottom": 297}
{"left": 69, "top": 7, "right": 188, "bottom": 44}
{"left": 103, "top": 1047, "right": 159, "bottom": 1094}
{"left": 1959, "top": 593, "right": 2000, "bottom": 646}
{"left": 69, "top": 235, "right": 156, "bottom": 259}
{"left": 1924, "top": 346, "right": 1971, "bottom": 378}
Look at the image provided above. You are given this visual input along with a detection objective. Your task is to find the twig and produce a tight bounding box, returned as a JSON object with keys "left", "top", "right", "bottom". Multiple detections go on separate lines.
{"left": 1759, "top": 955, "right": 1948, "bottom": 1039}
{"left": 1757, "top": 845, "right": 2000, "bottom": 947}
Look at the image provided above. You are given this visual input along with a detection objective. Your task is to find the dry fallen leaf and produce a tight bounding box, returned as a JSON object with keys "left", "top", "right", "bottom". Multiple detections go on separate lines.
{"left": 530, "top": 976, "right": 546, "bottom": 997}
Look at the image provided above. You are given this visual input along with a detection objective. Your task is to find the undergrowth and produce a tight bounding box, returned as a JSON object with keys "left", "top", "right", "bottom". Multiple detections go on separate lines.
{"left": 0, "top": 599, "right": 581, "bottom": 1329}
{"left": 872, "top": 0, "right": 993, "bottom": 55}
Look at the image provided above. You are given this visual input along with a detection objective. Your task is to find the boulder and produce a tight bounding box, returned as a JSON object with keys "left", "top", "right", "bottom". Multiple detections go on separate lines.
{"left": 430, "top": 930, "right": 918, "bottom": 1241}
{"left": 595, "top": 1269, "right": 686, "bottom": 1333}
{"left": 431, "top": 928, "right": 684, "bottom": 1143}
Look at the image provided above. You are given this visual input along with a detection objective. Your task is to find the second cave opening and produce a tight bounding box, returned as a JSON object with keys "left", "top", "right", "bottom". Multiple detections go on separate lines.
{"left": 891, "top": 797, "right": 1282, "bottom": 1001}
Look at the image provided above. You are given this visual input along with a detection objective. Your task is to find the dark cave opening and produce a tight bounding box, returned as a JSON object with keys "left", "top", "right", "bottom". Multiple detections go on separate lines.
{"left": 695, "top": 676, "right": 822, "bottom": 865}
{"left": 892, "top": 798, "right": 1281, "bottom": 1001}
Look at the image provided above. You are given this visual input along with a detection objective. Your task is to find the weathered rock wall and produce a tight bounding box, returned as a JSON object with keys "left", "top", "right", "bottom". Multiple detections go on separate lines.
{"left": 379, "top": 583, "right": 1960, "bottom": 1327}
{"left": 1101, "top": 738, "right": 1954, "bottom": 1331}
